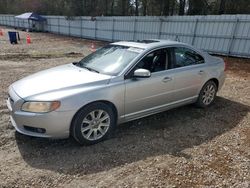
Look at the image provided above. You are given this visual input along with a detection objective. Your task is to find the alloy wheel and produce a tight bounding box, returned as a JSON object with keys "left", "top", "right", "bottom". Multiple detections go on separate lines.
{"left": 81, "top": 109, "right": 110, "bottom": 141}
{"left": 202, "top": 84, "right": 216, "bottom": 105}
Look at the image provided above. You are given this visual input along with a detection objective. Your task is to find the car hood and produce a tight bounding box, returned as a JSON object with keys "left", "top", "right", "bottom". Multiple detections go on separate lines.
{"left": 11, "top": 63, "right": 112, "bottom": 99}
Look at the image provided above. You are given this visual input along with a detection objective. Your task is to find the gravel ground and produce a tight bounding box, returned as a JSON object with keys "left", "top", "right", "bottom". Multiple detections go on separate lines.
{"left": 0, "top": 27, "right": 249, "bottom": 188}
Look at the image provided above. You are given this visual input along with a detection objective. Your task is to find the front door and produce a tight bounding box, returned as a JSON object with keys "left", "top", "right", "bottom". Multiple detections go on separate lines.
{"left": 124, "top": 48, "right": 174, "bottom": 121}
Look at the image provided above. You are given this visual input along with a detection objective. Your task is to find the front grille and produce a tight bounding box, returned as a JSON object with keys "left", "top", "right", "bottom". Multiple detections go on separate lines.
{"left": 23, "top": 126, "right": 46, "bottom": 134}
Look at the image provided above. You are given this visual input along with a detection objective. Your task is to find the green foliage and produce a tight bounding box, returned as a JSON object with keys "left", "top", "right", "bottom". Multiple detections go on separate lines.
{"left": 0, "top": 0, "right": 249, "bottom": 16}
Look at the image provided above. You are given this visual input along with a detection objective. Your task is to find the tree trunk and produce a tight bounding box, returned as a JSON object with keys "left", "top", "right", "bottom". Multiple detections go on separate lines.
{"left": 179, "top": 0, "right": 186, "bottom": 15}
{"left": 111, "top": 0, "right": 114, "bottom": 16}
{"left": 163, "top": 0, "right": 170, "bottom": 16}
{"left": 171, "top": 0, "right": 175, "bottom": 15}
{"left": 219, "top": 0, "right": 226, "bottom": 14}
{"left": 135, "top": 0, "right": 139, "bottom": 16}
{"left": 104, "top": 0, "right": 108, "bottom": 15}
{"left": 142, "top": 0, "right": 147, "bottom": 16}
{"left": 122, "top": 0, "right": 126, "bottom": 16}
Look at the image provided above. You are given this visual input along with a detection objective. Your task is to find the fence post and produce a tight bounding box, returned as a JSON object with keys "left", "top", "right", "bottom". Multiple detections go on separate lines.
{"left": 133, "top": 18, "right": 137, "bottom": 41}
{"left": 80, "top": 17, "right": 83, "bottom": 38}
{"left": 192, "top": 18, "right": 198, "bottom": 45}
{"left": 94, "top": 19, "right": 97, "bottom": 40}
{"left": 158, "top": 18, "right": 163, "bottom": 39}
{"left": 57, "top": 17, "right": 60, "bottom": 34}
{"left": 49, "top": 17, "right": 51, "bottom": 32}
{"left": 228, "top": 18, "right": 239, "bottom": 55}
{"left": 112, "top": 18, "right": 115, "bottom": 42}
{"left": 68, "top": 19, "right": 70, "bottom": 36}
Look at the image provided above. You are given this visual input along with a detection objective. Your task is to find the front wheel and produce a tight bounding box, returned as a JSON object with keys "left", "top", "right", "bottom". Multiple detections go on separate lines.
{"left": 71, "top": 102, "right": 115, "bottom": 145}
{"left": 196, "top": 80, "right": 217, "bottom": 108}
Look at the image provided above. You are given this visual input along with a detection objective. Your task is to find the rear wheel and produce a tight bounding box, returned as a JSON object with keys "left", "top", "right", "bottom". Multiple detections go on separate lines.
{"left": 196, "top": 80, "right": 217, "bottom": 108}
{"left": 71, "top": 102, "right": 115, "bottom": 145}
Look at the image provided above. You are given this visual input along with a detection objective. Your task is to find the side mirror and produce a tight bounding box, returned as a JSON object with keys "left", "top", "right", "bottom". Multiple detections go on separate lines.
{"left": 133, "top": 69, "right": 151, "bottom": 78}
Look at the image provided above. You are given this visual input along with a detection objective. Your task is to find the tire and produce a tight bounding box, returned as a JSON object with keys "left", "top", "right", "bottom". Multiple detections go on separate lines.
{"left": 196, "top": 80, "right": 218, "bottom": 108}
{"left": 71, "top": 102, "right": 116, "bottom": 145}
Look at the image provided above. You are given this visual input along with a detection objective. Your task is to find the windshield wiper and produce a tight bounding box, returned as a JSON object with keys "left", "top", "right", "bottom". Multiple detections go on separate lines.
{"left": 82, "top": 66, "right": 99, "bottom": 73}
{"left": 73, "top": 62, "right": 99, "bottom": 73}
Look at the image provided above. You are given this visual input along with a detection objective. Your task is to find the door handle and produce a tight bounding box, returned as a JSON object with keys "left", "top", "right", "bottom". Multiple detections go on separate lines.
{"left": 162, "top": 77, "right": 172, "bottom": 83}
{"left": 198, "top": 70, "right": 205, "bottom": 75}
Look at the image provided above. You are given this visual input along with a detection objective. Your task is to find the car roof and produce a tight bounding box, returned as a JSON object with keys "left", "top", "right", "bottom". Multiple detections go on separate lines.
{"left": 112, "top": 39, "right": 187, "bottom": 50}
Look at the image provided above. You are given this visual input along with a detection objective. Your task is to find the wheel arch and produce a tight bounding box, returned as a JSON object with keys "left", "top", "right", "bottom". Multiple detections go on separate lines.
{"left": 70, "top": 100, "right": 118, "bottom": 136}
{"left": 207, "top": 78, "right": 219, "bottom": 89}
{"left": 199, "top": 78, "right": 219, "bottom": 95}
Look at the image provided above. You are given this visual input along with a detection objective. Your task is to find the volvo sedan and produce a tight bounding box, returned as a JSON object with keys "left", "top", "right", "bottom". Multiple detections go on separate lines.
{"left": 7, "top": 40, "right": 225, "bottom": 145}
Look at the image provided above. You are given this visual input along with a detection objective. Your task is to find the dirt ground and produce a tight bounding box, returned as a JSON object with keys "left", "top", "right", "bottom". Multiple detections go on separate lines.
{"left": 0, "top": 27, "right": 249, "bottom": 188}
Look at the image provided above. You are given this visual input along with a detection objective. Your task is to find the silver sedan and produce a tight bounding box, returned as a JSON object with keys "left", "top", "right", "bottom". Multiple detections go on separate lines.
{"left": 7, "top": 40, "right": 225, "bottom": 145}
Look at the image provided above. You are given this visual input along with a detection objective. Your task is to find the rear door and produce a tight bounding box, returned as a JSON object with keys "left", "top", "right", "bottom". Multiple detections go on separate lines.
{"left": 169, "top": 47, "right": 207, "bottom": 102}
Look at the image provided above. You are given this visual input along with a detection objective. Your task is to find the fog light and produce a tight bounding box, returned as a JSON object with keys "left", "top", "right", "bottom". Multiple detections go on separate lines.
{"left": 37, "top": 128, "right": 45, "bottom": 133}
{"left": 23, "top": 126, "right": 46, "bottom": 134}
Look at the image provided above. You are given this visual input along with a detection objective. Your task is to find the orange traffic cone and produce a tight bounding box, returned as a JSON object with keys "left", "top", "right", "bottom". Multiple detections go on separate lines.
{"left": 90, "top": 42, "right": 96, "bottom": 52}
{"left": 0, "top": 29, "right": 3, "bottom": 36}
{"left": 26, "top": 34, "right": 31, "bottom": 44}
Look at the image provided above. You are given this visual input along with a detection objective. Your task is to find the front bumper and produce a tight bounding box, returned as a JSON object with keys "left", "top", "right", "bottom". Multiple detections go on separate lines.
{"left": 6, "top": 88, "right": 75, "bottom": 139}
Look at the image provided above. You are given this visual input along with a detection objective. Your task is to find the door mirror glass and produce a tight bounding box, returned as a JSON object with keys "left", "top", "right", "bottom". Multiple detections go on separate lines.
{"left": 133, "top": 69, "right": 151, "bottom": 78}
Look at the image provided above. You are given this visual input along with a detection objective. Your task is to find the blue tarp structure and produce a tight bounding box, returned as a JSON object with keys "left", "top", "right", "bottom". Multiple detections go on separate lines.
{"left": 15, "top": 12, "right": 46, "bottom": 31}
{"left": 15, "top": 12, "right": 46, "bottom": 22}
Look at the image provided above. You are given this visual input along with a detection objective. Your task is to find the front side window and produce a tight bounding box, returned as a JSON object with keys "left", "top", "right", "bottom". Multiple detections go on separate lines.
{"left": 174, "top": 47, "right": 204, "bottom": 68}
{"left": 78, "top": 45, "right": 141, "bottom": 76}
{"left": 135, "top": 48, "right": 170, "bottom": 73}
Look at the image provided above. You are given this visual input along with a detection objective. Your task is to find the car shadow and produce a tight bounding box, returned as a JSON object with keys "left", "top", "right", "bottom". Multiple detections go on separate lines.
{"left": 15, "top": 97, "right": 250, "bottom": 175}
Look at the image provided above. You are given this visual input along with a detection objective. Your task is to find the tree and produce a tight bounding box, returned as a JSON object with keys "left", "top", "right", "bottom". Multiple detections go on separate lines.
{"left": 135, "top": 0, "right": 139, "bottom": 16}
{"left": 170, "top": 0, "right": 176, "bottom": 15}
{"left": 218, "top": 0, "right": 225, "bottom": 14}
{"left": 142, "top": 0, "right": 148, "bottom": 15}
{"left": 0, "top": 0, "right": 249, "bottom": 16}
{"left": 188, "top": 0, "right": 207, "bottom": 15}
{"left": 179, "top": 0, "right": 186, "bottom": 15}
{"left": 162, "top": 0, "right": 170, "bottom": 16}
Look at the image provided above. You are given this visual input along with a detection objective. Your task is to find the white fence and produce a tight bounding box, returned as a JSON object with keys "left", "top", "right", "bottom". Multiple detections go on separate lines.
{"left": 0, "top": 14, "right": 250, "bottom": 58}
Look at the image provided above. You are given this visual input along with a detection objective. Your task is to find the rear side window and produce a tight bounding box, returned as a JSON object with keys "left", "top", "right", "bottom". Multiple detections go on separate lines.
{"left": 174, "top": 47, "right": 204, "bottom": 68}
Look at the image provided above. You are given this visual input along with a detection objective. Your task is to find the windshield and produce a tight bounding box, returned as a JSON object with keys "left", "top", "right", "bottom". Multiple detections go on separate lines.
{"left": 77, "top": 45, "right": 141, "bottom": 76}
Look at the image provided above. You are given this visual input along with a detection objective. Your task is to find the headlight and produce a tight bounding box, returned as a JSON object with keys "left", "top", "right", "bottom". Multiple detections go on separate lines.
{"left": 21, "top": 101, "right": 61, "bottom": 113}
